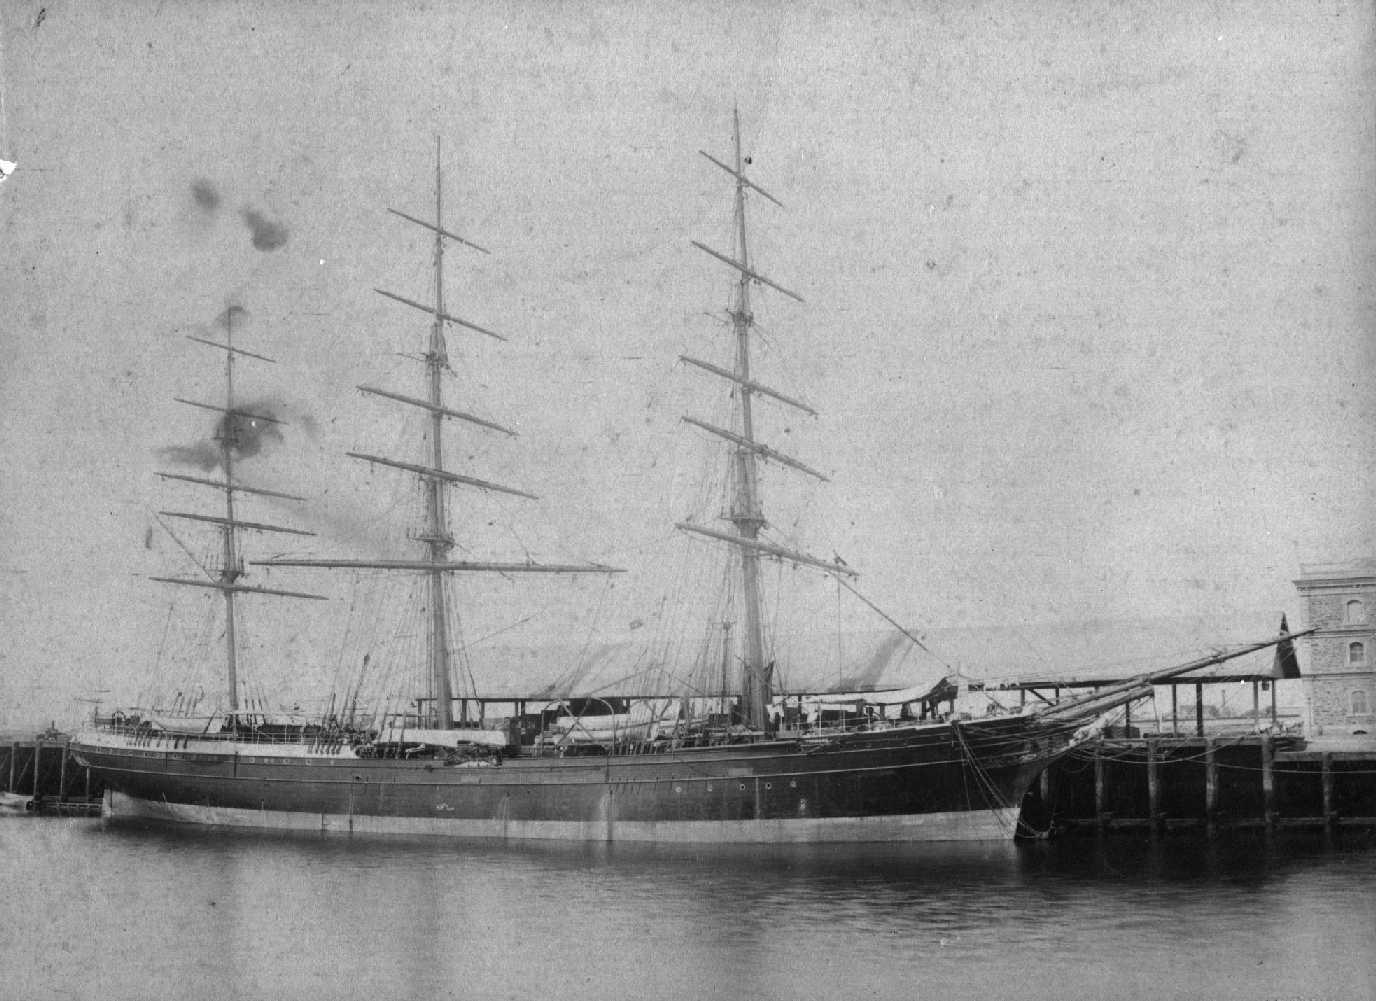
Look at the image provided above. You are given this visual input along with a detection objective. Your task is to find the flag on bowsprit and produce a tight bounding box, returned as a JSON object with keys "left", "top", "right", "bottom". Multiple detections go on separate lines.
{"left": 1273, "top": 614, "right": 1301, "bottom": 679}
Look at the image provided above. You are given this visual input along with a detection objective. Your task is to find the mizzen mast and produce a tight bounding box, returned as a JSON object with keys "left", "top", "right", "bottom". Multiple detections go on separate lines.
{"left": 679, "top": 109, "right": 856, "bottom": 733}
{"left": 256, "top": 138, "right": 620, "bottom": 731}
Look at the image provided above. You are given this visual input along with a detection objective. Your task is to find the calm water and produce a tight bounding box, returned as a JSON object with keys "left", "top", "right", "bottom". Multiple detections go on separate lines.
{"left": 3, "top": 819, "right": 1374, "bottom": 1001}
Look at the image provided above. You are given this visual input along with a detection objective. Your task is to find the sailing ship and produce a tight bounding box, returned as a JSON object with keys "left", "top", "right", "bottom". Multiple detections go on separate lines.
{"left": 73, "top": 118, "right": 1096, "bottom": 843}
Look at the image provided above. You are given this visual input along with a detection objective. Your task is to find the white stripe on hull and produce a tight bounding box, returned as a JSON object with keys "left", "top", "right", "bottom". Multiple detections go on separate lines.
{"left": 106, "top": 791, "right": 1018, "bottom": 843}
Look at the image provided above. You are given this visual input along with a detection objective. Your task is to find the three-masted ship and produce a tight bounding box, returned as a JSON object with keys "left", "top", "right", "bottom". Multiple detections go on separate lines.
{"left": 73, "top": 120, "right": 1089, "bottom": 843}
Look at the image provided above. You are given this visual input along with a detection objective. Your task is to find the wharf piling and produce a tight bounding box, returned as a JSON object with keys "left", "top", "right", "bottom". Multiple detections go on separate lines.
{"left": 1024, "top": 733, "right": 1376, "bottom": 835}
{"left": 0, "top": 734, "right": 103, "bottom": 816}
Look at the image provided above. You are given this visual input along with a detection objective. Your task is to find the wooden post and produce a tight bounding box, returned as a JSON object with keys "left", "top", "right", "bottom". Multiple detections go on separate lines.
{"left": 1171, "top": 684, "right": 1179, "bottom": 736}
{"left": 31, "top": 740, "right": 41, "bottom": 801}
{"left": 1205, "top": 737, "right": 1218, "bottom": 831}
{"left": 1260, "top": 735, "right": 1275, "bottom": 828}
{"left": 1252, "top": 681, "right": 1260, "bottom": 727}
{"left": 1094, "top": 747, "right": 1107, "bottom": 829}
{"left": 1124, "top": 702, "right": 1132, "bottom": 735}
{"left": 6, "top": 741, "right": 15, "bottom": 792}
{"left": 58, "top": 739, "right": 69, "bottom": 804}
{"left": 1270, "top": 683, "right": 1278, "bottom": 727}
{"left": 1146, "top": 738, "right": 1160, "bottom": 830}
{"left": 1195, "top": 682, "right": 1205, "bottom": 737}
{"left": 1321, "top": 752, "right": 1334, "bottom": 830}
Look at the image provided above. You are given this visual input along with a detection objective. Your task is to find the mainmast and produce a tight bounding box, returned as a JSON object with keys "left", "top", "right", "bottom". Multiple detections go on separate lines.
{"left": 679, "top": 109, "right": 857, "bottom": 732}
{"left": 154, "top": 310, "right": 324, "bottom": 720}
{"left": 426, "top": 138, "right": 456, "bottom": 728}
{"left": 256, "top": 138, "right": 621, "bottom": 731}
{"left": 727, "top": 108, "right": 769, "bottom": 734}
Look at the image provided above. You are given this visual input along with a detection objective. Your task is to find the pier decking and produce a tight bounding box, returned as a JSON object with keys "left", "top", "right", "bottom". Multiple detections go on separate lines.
{"left": 1021, "top": 733, "right": 1376, "bottom": 834}
{"left": 1, "top": 734, "right": 103, "bottom": 816}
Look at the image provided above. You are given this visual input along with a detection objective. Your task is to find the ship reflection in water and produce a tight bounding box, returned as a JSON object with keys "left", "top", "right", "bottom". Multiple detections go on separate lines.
{"left": 6, "top": 822, "right": 1373, "bottom": 1001}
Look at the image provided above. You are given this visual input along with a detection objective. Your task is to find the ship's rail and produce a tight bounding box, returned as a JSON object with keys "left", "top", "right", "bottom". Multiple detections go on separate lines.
{"left": 87, "top": 704, "right": 1009, "bottom": 758}
{"left": 90, "top": 712, "right": 370, "bottom": 748}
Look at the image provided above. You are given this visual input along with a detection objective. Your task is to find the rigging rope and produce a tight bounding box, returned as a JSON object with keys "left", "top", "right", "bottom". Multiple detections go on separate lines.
{"left": 949, "top": 721, "right": 1017, "bottom": 835}
{"left": 835, "top": 577, "right": 960, "bottom": 676}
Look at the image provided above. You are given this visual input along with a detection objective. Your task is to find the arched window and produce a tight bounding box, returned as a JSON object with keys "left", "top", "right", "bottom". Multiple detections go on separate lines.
{"left": 1352, "top": 690, "right": 1370, "bottom": 715}
{"left": 1350, "top": 641, "right": 1367, "bottom": 666}
{"left": 1346, "top": 599, "right": 1367, "bottom": 625}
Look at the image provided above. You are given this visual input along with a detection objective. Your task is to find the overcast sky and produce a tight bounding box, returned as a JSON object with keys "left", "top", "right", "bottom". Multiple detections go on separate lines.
{"left": 1, "top": 2, "right": 1372, "bottom": 726}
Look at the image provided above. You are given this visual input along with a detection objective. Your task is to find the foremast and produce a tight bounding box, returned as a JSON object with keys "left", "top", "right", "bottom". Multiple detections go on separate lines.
{"left": 678, "top": 109, "right": 857, "bottom": 732}
{"left": 153, "top": 312, "right": 324, "bottom": 719}
{"left": 256, "top": 139, "right": 620, "bottom": 731}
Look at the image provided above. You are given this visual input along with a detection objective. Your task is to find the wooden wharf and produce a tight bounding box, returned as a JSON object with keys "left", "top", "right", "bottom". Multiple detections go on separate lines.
{"left": 1021, "top": 733, "right": 1376, "bottom": 835}
{"left": 1, "top": 733, "right": 104, "bottom": 816}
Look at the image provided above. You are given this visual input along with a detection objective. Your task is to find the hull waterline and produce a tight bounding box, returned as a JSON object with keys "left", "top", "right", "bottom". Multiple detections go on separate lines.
{"left": 72, "top": 717, "right": 1073, "bottom": 844}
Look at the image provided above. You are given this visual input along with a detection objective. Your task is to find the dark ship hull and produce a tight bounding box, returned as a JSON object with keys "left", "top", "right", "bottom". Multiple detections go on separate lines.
{"left": 72, "top": 715, "right": 1078, "bottom": 842}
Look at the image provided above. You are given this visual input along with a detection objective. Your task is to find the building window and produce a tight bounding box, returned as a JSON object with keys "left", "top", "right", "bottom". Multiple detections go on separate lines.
{"left": 1352, "top": 690, "right": 1370, "bottom": 716}
{"left": 1346, "top": 599, "right": 1367, "bottom": 625}
{"left": 1350, "top": 641, "right": 1367, "bottom": 666}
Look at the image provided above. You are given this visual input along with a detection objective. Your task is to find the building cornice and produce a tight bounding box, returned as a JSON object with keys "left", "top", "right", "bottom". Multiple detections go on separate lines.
{"left": 1293, "top": 576, "right": 1376, "bottom": 592}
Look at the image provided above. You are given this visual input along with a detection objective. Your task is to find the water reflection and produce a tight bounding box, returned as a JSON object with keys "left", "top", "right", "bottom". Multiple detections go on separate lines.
{"left": 6, "top": 821, "right": 1375, "bottom": 1001}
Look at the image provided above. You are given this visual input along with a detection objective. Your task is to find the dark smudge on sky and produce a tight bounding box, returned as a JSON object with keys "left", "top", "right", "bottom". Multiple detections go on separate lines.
{"left": 191, "top": 179, "right": 220, "bottom": 212}
{"left": 214, "top": 304, "right": 250, "bottom": 331}
{"left": 160, "top": 399, "right": 286, "bottom": 471}
{"left": 240, "top": 207, "right": 289, "bottom": 251}
{"left": 218, "top": 406, "right": 285, "bottom": 461}
{"left": 189, "top": 181, "right": 289, "bottom": 253}
{"left": 159, "top": 439, "right": 221, "bottom": 471}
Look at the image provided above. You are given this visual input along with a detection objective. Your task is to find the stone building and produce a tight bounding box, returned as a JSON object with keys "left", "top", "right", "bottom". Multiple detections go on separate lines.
{"left": 1294, "top": 560, "right": 1376, "bottom": 735}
